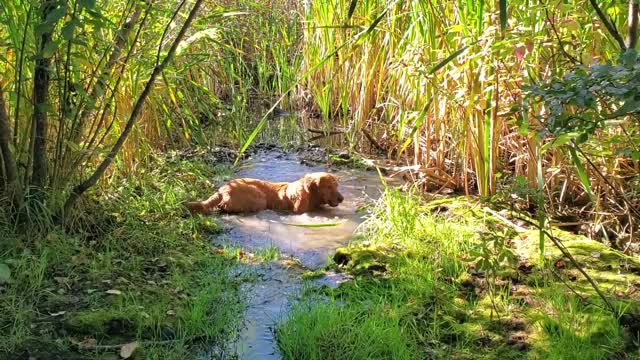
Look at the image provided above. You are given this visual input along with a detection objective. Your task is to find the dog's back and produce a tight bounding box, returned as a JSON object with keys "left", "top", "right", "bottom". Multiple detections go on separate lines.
{"left": 185, "top": 173, "right": 343, "bottom": 215}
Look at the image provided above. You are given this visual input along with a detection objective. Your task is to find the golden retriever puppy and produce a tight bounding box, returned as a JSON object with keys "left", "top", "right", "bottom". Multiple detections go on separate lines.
{"left": 185, "top": 172, "right": 344, "bottom": 215}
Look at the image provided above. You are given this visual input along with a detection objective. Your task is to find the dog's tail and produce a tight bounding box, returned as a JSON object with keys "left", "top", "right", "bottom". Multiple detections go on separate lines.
{"left": 185, "top": 193, "right": 222, "bottom": 215}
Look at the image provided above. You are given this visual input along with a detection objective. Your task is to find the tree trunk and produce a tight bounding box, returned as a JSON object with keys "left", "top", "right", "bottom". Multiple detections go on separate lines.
{"left": 63, "top": 0, "right": 206, "bottom": 215}
{"left": 0, "top": 83, "right": 21, "bottom": 205}
{"left": 31, "top": 1, "right": 56, "bottom": 189}
{"left": 628, "top": 0, "right": 639, "bottom": 49}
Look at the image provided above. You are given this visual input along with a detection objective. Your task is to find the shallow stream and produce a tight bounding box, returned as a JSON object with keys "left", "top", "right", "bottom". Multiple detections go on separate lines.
{"left": 206, "top": 150, "right": 396, "bottom": 359}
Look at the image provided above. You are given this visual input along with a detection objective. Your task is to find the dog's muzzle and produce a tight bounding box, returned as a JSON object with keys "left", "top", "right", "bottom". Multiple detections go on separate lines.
{"left": 329, "top": 193, "right": 344, "bottom": 207}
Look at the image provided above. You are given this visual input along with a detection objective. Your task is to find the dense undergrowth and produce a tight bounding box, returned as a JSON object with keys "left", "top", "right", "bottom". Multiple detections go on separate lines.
{"left": 0, "top": 153, "right": 244, "bottom": 359}
{"left": 278, "top": 189, "right": 640, "bottom": 359}
{"left": 1, "top": 0, "right": 640, "bottom": 359}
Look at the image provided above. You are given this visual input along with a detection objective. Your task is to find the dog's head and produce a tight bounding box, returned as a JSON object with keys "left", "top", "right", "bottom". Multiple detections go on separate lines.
{"left": 304, "top": 172, "right": 344, "bottom": 207}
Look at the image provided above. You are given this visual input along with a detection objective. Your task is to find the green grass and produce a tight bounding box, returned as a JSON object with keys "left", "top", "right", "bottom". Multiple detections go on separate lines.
{"left": 0, "top": 152, "right": 243, "bottom": 358}
{"left": 277, "top": 189, "right": 637, "bottom": 359}
{"left": 278, "top": 301, "right": 419, "bottom": 360}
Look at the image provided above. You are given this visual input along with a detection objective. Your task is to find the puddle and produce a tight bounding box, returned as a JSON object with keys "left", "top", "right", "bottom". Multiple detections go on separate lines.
{"left": 205, "top": 150, "right": 396, "bottom": 359}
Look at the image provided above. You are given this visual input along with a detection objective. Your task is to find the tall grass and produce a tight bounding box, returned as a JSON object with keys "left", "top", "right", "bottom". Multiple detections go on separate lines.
{"left": 0, "top": 0, "right": 304, "bottom": 218}
{"left": 298, "top": 0, "right": 631, "bottom": 201}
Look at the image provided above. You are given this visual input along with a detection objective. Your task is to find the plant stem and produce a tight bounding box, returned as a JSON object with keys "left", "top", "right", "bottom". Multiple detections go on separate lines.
{"left": 63, "top": 0, "right": 206, "bottom": 215}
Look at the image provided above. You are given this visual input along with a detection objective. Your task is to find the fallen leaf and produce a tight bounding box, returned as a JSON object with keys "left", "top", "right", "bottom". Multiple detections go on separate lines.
{"left": 54, "top": 277, "right": 68, "bottom": 284}
{"left": 591, "top": 252, "right": 601, "bottom": 258}
{"left": 106, "top": 289, "right": 122, "bottom": 295}
{"left": 120, "top": 341, "right": 139, "bottom": 359}
{"left": 50, "top": 311, "right": 66, "bottom": 317}
{"left": 0, "top": 263, "right": 11, "bottom": 284}
{"left": 166, "top": 310, "right": 176, "bottom": 316}
{"left": 69, "top": 337, "right": 97, "bottom": 349}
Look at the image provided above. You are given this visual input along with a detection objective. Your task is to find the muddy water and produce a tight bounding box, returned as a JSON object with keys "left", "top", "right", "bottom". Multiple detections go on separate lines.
{"left": 211, "top": 150, "right": 394, "bottom": 359}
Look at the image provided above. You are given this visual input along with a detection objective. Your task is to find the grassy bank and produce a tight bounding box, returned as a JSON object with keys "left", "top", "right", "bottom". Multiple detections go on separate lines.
{"left": 0, "top": 153, "right": 243, "bottom": 359}
{"left": 277, "top": 189, "right": 640, "bottom": 359}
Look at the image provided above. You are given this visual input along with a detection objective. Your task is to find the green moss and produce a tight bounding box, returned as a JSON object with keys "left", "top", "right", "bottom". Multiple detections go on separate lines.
{"left": 278, "top": 189, "right": 631, "bottom": 359}
{"left": 328, "top": 153, "right": 371, "bottom": 170}
{"left": 302, "top": 270, "right": 325, "bottom": 280}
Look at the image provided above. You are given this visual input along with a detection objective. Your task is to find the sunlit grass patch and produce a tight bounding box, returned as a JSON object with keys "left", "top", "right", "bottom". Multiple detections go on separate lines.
{"left": 277, "top": 188, "right": 634, "bottom": 359}
{"left": 278, "top": 301, "right": 419, "bottom": 360}
{"left": 0, "top": 154, "right": 243, "bottom": 358}
{"left": 529, "top": 286, "right": 626, "bottom": 359}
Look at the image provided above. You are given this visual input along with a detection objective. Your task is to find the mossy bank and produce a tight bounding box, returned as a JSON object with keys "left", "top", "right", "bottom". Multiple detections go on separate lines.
{"left": 277, "top": 189, "right": 640, "bottom": 359}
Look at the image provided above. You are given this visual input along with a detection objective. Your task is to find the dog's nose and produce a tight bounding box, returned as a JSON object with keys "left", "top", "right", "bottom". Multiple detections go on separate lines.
{"left": 337, "top": 193, "right": 344, "bottom": 203}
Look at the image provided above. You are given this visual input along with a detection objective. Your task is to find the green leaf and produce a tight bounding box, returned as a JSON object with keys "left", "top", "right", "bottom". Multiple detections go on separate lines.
{"left": 347, "top": 0, "right": 358, "bottom": 19}
{"left": 568, "top": 145, "right": 594, "bottom": 201}
{"left": 575, "top": 132, "right": 589, "bottom": 145}
{"left": 399, "top": 97, "right": 433, "bottom": 154}
{"left": 61, "top": 19, "right": 78, "bottom": 41}
{"left": 283, "top": 221, "right": 346, "bottom": 228}
{"left": 42, "top": 39, "right": 61, "bottom": 58}
{"left": 429, "top": 44, "right": 472, "bottom": 74}
{"left": 610, "top": 98, "right": 640, "bottom": 117}
{"left": 499, "top": 0, "right": 507, "bottom": 33}
{"left": 360, "top": 8, "right": 388, "bottom": 40}
{"left": 45, "top": 4, "right": 67, "bottom": 25}
{"left": 0, "top": 263, "right": 11, "bottom": 284}
{"left": 477, "top": 0, "right": 485, "bottom": 33}
{"left": 540, "top": 132, "right": 576, "bottom": 152}
{"left": 78, "top": 0, "right": 96, "bottom": 9}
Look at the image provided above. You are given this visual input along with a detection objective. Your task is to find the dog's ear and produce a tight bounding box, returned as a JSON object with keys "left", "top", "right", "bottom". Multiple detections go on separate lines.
{"left": 292, "top": 192, "right": 309, "bottom": 214}
{"left": 287, "top": 178, "right": 311, "bottom": 214}
{"left": 303, "top": 174, "right": 320, "bottom": 192}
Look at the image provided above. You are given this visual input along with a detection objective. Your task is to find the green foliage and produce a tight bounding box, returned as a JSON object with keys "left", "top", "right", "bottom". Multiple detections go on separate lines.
{"left": 526, "top": 50, "right": 640, "bottom": 143}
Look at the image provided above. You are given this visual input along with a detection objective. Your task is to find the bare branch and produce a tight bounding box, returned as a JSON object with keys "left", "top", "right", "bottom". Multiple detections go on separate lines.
{"left": 589, "top": 0, "right": 627, "bottom": 52}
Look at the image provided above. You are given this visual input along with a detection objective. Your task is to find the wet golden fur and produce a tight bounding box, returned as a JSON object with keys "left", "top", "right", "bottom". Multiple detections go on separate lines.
{"left": 185, "top": 172, "right": 344, "bottom": 215}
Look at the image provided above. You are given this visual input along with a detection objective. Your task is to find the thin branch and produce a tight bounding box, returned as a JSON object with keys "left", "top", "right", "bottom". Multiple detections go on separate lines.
{"left": 361, "top": 128, "right": 386, "bottom": 152}
{"left": 64, "top": 1, "right": 152, "bottom": 183}
{"left": 66, "top": 1, "right": 144, "bottom": 148}
{"left": 13, "top": 3, "right": 33, "bottom": 150}
{"left": 589, "top": 0, "right": 627, "bottom": 52}
{"left": 156, "top": 0, "right": 187, "bottom": 67}
{"left": 572, "top": 140, "right": 640, "bottom": 219}
{"left": 63, "top": 0, "right": 206, "bottom": 215}
{"left": 544, "top": 7, "right": 581, "bottom": 65}
{"left": 307, "top": 128, "right": 344, "bottom": 135}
